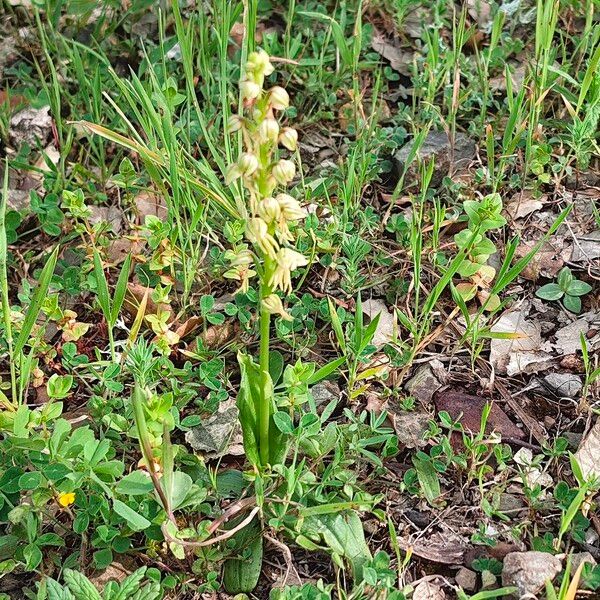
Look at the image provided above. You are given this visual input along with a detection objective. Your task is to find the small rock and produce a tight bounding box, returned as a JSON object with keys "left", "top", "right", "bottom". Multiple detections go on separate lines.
{"left": 185, "top": 398, "right": 243, "bottom": 457}
{"left": 393, "top": 131, "right": 475, "bottom": 187}
{"left": 362, "top": 298, "right": 394, "bottom": 348}
{"left": 89, "top": 205, "right": 123, "bottom": 234}
{"left": 480, "top": 570, "right": 496, "bottom": 589}
{"left": 311, "top": 381, "right": 340, "bottom": 409}
{"left": 413, "top": 579, "right": 445, "bottom": 600}
{"left": 570, "top": 552, "right": 596, "bottom": 572}
{"left": 575, "top": 419, "right": 600, "bottom": 481}
{"left": 571, "top": 231, "right": 600, "bottom": 263}
{"left": 387, "top": 409, "right": 430, "bottom": 448}
{"left": 501, "top": 551, "right": 562, "bottom": 597}
{"left": 455, "top": 567, "right": 477, "bottom": 591}
{"left": 405, "top": 362, "right": 443, "bottom": 405}
{"left": 9, "top": 106, "right": 53, "bottom": 148}
{"left": 498, "top": 493, "right": 526, "bottom": 514}
{"left": 6, "top": 189, "right": 30, "bottom": 212}
{"left": 543, "top": 373, "right": 582, "bottom": 398}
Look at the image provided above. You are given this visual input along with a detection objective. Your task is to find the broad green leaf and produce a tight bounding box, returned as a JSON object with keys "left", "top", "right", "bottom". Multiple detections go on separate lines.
{"left": 563, "top": 294, "right": 581, "bottom": 314}
{"left": 92, "top": 249, "right": 111, "bottom": 320}
{"left": 163, "top": 471, "right": 193, "bottom": 511}
{"left": 14, "top": 246, "right": 59, "bottom": 355}
{"left": 273, "top": 411, "right": 294, "bottom": 435}
{"left": 567, "top": 280, "right": 592, "bottom": 297}
{"left": 113, "top": 499, "right": 151, "bottom": 531}
{"left": 116, "top": 471, "right": 154, "bottom": 496}
{"left": 307, "top": 356, "right": 345, "bottom": 385}
{"left": 413, "top": 454, "right": 441, "bottom": 505}
{"left": 536, "top": 283, "right": 563, "bottom": 301}
{"left": 63, "top": 569, "right": 102, "bottom": 600}
{"left": 110, "top": 254, "right": 131, "bottom": 326}
{"left": 236, "top": 352, "right": 261, "bottom": 467}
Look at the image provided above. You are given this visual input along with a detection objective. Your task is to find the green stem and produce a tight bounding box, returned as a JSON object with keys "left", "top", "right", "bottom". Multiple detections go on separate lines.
{"left": 258, "top": 281, "right": 272, "bottom": 466}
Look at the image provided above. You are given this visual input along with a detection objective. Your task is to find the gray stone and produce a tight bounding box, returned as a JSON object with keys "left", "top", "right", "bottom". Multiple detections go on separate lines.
{"left": 185, "top": 398, "right": 243, "bottom": 457}
{"left": 405, "top": 362, "right": 443, "bottom": 405}
{"left": 570, "top": 552, "right": 596, "bottom": 572}
{"left": 9, "top": 106, "right": 53, "bottom": 148}
{"left": 388, "top": 410, "right": 430, "bottom": 448}
{"left": 543, "top": 373, "right": 583, "bottom": 398}
{"left": 501, "top": 551, "right": 562, "bottom": 597}
{"left": 393, "top": 131, "right": 475, "bottom": 186}
{"left": 455, "top": 567, "right": 477, "bottom": 591}
{"left": 6, "top": 189, "right": 30, "bottom": 212}
{"left": 575, "top": 419, "right": 600, "bottom": 481}
{"left": 311, "top": 381, "right": 340, "bottom": 409}
{"left": 498, "top": 493, "right": 526, "bottom": 514}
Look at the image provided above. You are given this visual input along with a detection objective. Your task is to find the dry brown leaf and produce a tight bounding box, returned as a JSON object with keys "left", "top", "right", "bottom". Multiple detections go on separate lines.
{"left": 371, "top": 31, "right": 413, "bottom": 75}
{"left": 134, "top": 191, "right": 167, "bottom": 222}
{"left": 124, "top": 283, "right": 172, "bottom": 321}
{"left": 505, "top": 193, "right": 546, "bottom": 220}
{"left": 362, "top": 298, "right": 395, "bottom": 348}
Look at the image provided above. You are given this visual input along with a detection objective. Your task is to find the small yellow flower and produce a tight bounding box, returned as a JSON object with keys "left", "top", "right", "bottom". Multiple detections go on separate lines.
{"left": 257, "top": 197, "right": 281, "bottom": 223}
{"left": 272, "top": 159, "right": 296, "bottom": 185}
{"left": 240, "top": 79, "right": 261, "bottom": 101}
{"left": 279, "top": 127, "right": 298, "bottom": 151}
{"left": 269, "top": 248, "right": 308, "bottom": 294}
{"left": 276, "top": 193, "right": 306, "bottom": 221}
{"left": 58, "top": 492, "right": 75, "bottom": 507}
{"left": 269, "top": 86, "right": 290, "bottom": 110}
{"left": 246, "top": 49, "right": 274, "bottom": 78}
{"left": 226, "top": 115, "right": 243, "bottom": 134}
{"left": 238, "top": 152, "right": 259, "bottom": 177}
{"left": 258, "top": 118, "right": 280, "bottom": 144}
{"left": 262, "top": 294, "right": 293, "bottom": 321}
{"left": 246, "top": 218, "right": 279, "bottom": 259}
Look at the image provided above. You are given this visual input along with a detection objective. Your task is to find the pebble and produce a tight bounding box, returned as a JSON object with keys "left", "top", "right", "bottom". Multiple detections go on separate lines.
{"left": 501, "top": 551, "right": 562, "bottom": 597}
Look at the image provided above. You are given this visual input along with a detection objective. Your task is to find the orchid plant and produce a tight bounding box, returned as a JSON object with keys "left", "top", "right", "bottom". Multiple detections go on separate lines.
{"left": 225, "top": 50, "right": 307, "bottom": 469}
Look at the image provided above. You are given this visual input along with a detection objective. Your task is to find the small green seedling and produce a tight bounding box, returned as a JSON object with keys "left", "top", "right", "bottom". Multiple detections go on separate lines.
{"left": 536, "top": 267, "right": 591, "bottom": 314}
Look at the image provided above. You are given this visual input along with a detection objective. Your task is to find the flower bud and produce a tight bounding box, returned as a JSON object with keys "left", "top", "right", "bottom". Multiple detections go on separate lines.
{"left": 272, "top": 159, "right": 295, "bottom": 185}
{"left": 269, "top": 86, "right": 289, "bottom": 110}
{"left": 279, "top": 127, "right": 298, "bottom": 151}
{"left": 238, "top": 152, "right": 259, "bottom": 177}
{"left": 226, "top": 115, "right": 243, "bottom": 134}
{"left": 246, "top": 49, "right": 274, "bottom": 77}
{"left": 257, "top": 196, "right": 281, "bottom": 223}
{"left": 225, "top": 163, "right": 242, "bottom": 185}
{"left": 258, "top": 118, "right": 280, "bottom": 144}
{"left": 262, "top": 294, "right": 292, "bottom": 321}
{"left": 240, "top": 79, "right": 261, "bottom": 101}
{"left": 276, "top": 193, "right": 306, "bottom": 221}
{"left": 246, "top": 218, "right": 279, "bottom": 259}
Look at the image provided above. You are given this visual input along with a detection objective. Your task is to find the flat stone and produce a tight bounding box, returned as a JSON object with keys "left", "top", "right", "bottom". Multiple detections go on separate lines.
{"left": 388, "top": 409, "right": 430, "bottom": 448}
{"left": 405, "top": 362, "right": 443, "bottom": 405}
{"left": 501, "top": 551, "right": 562, "bottom": 597}
{"left": 481, "top": 570, "right": 496, "bottom": 589}
{"left": 311, "top": 381, "right": 340, "bottom": 408}
{"left": 393, "top": 131, "right": 475, "bottom": 186}
{"left": 498, "top": 493, "right": 526, "bottom": 514}
{"left": 9, "top": 106, "right": 53, "bottom": 148}
{"left": 543, "top": 373, "right": 582, "bottom": 398}
{"left": 455, "top": 567, "right": 477, "bottom": 591}
{"left": 570, "top": 552, "right": 596, "bottom": 572}
{"left": 575, "top": 419, "right": 600, "bottom": 481}
{"left": 6, "top": 189, "right": 30, "bottom": 212}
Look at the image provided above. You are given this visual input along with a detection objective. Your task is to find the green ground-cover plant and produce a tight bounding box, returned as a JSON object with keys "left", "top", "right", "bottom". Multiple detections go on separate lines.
{"left": 536, "top": 266, "right": 592, "bottom": 314}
